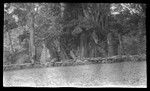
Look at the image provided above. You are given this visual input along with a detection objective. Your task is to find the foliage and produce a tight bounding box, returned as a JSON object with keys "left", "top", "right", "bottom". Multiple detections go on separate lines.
{"left": 34, "top": 3, "right": 63, "bottom": 39}
{"left": 4, "top": 3, "right": 33, "bottom": 64}
{"left": 3, "top": 3, "right": 146, "bottom": 66}
{"left": 109, "top": 3, "right": 146, "bottom": 55}
{"left": 109, "top": 3, "right": 145, "bottom": 34}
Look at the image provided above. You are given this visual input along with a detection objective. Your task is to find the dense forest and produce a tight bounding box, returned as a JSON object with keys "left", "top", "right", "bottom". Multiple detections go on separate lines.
{"left": 3, "top": 3, "right": 146, "bottom": 68}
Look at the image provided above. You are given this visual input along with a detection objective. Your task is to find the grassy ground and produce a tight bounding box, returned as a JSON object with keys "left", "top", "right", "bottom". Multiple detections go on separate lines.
{"left": 3, "top": 60, "right": 146, "bottom": 87}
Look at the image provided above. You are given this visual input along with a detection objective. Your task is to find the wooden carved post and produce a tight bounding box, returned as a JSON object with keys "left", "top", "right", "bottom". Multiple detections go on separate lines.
{"left": 40, "top": 42, "right": 50, "bottom": 64}
{"left": 80, "top": 33, "right": 85, "bottom": 59}
{"left": 118, "top": 34, "right": 123, "bottom": 55}
{"left": 107, "top": 31, "right": 120, "bottom": 57}
{"left": 107, "top": 32, "right": 113, "bottom": 57}
{"left": 8, "top": 30, "right": 14, "bottom": 53}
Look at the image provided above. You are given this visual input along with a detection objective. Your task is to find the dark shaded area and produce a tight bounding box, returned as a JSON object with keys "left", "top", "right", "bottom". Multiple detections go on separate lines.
{"left": 3, "top": 3, "right": 146, "bottom": 68}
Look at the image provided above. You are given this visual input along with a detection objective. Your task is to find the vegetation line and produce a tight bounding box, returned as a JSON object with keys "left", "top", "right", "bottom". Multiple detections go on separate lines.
{"left": 3, "top": 54, "right": 146, "bottom": 72}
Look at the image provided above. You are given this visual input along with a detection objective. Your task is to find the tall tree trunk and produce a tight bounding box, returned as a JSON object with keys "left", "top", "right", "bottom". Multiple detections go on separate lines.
{"left": 27, "top": 12, "right": 35, "bottom": 63}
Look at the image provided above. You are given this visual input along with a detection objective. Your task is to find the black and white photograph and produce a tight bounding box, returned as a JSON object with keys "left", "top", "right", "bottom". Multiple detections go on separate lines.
{"left": 3, "top": 3, "right": 146, "bottom": 88}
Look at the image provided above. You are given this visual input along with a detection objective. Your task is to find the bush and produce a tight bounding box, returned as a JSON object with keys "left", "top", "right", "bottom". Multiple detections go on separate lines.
{"left": 3, "top": 51, "right": 12, "bottom": 65}
{"left": 122, "top": 35, "right": 146, "bottom": 55}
